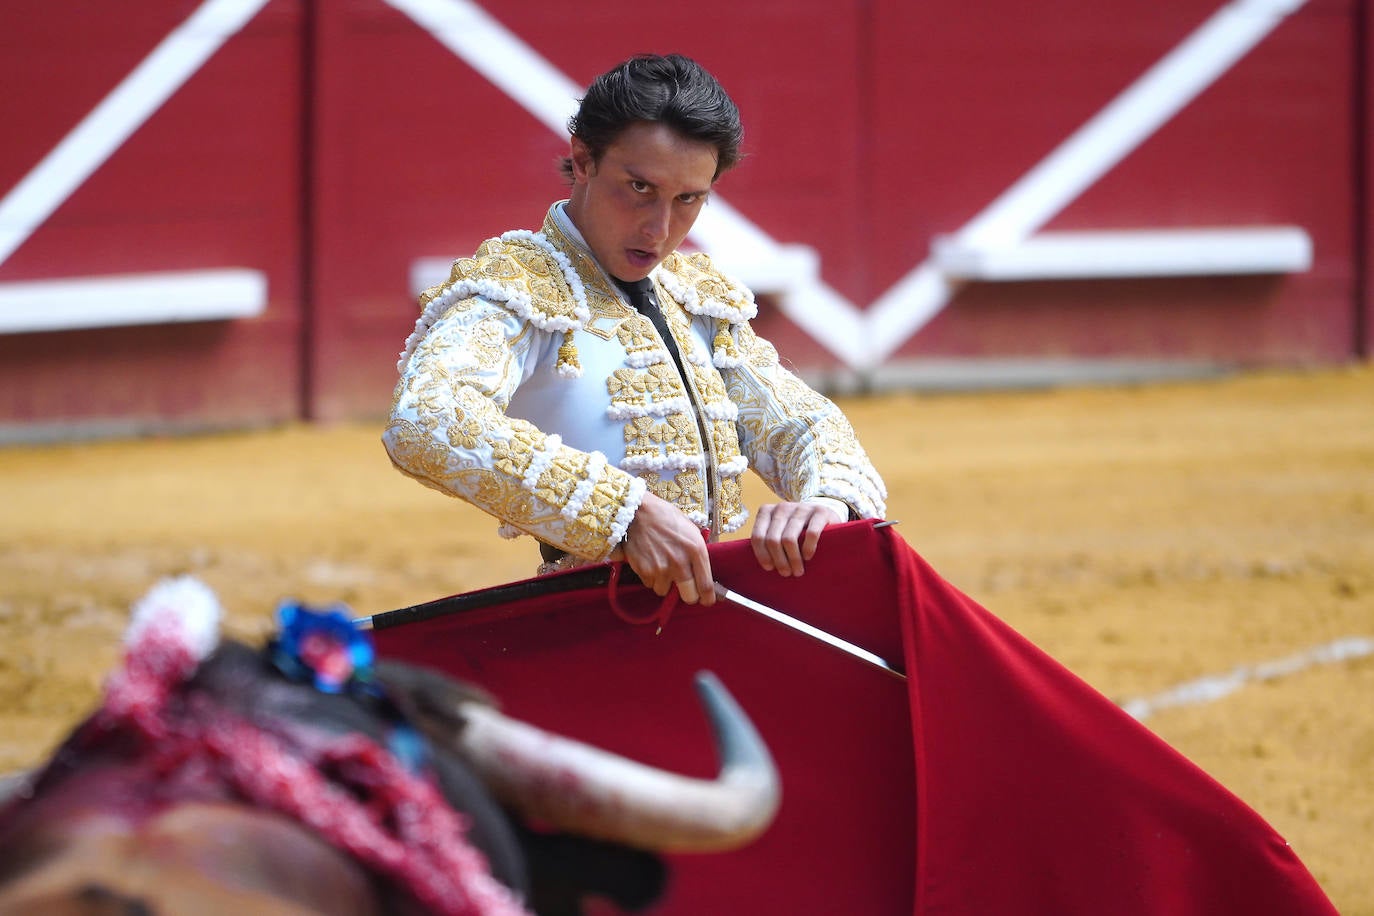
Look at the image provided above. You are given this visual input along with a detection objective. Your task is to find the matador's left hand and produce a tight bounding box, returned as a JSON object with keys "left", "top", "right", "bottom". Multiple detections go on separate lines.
{"left": 749, "top": 500, "right": 845, "bottom": 578}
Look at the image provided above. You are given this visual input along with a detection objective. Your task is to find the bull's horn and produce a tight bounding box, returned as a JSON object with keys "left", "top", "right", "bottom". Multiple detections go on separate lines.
{"left": 456, "top": 671, "right": 781, "bottom": 853}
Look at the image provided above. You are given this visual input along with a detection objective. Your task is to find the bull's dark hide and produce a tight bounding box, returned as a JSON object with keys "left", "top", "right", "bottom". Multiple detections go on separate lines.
{"left": 0, "top": 640, "right": 665, "bottom": 916}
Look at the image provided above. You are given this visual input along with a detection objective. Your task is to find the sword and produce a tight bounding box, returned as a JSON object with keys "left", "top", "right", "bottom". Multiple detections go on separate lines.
{"left": 356, "top": 574, "right": 908, "bottom": 682}
{"left": 712, "top": 582, "right": 907, "bottom": 681}
{"left": 356, "top": 520, "right": 909, "bottom": 683}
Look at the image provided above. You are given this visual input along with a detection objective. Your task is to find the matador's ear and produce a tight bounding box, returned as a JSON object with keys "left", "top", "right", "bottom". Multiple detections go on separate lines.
{"left": 569, "top": 137, "right": 597, "bottom": 182}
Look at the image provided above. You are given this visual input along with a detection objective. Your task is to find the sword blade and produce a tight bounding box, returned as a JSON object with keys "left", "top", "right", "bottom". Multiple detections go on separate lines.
{"left": 713, "top": 583, "right": 906, "bottom": 681}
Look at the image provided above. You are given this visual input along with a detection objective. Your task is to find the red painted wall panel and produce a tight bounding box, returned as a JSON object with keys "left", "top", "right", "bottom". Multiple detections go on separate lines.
{"left": 0, "top": 6, "right": 194, "bottom": 199}
{"left": 0, "top": 1, "right": 306, "bottom": 431}
{"left": 306, "top": 0, "right": 573, "bottom": 420}
{"left": 865, "top": 0, "right": 1360, "bottom": 365}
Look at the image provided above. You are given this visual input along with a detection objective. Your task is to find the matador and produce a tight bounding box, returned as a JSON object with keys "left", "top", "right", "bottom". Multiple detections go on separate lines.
{"left": 383, "top": 54, "right": 886, "bottom": 605}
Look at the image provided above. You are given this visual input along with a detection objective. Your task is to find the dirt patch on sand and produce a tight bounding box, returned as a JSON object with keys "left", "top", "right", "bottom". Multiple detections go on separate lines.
{"left": 2, "top": 365, "right": 1370, "bottom": 912}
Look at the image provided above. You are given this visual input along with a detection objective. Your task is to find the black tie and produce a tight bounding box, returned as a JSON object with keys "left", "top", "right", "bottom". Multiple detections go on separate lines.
{"left": 616, "top": 278, "right": 688, "bottom": 379}
{"left": 615, "top": 277, "right": 719, "bottom": 523}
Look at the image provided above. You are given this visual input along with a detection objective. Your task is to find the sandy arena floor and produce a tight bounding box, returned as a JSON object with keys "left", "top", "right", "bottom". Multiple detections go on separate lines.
{"left": 1, "top": 365, "right": 1370, "bottom": 912}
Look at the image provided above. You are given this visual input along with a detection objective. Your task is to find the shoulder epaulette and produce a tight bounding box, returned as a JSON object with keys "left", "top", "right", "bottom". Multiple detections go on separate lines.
{"left": 399, "top": 231, "right": 591, "bottom": 377}
{"left": 655, "top": 252, "right": 758, "bottom": 324}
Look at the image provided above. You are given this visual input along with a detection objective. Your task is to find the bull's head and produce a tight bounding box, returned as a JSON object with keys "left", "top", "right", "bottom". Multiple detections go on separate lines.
{"left": 0, "top": 578, "right": 781, "bottom": 915}
{"left": 384, "top": 662, "right": 781, "bottom": 854}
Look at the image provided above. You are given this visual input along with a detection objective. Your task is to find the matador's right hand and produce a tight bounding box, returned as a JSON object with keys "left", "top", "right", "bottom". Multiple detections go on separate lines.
{"left": 619, "top": 492, "right": 716, "bottom": 606}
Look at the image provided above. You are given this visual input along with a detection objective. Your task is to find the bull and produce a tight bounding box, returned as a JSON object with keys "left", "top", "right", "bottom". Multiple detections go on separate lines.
{"left": 0, "top": 577, "right": 780, "bottom": 915}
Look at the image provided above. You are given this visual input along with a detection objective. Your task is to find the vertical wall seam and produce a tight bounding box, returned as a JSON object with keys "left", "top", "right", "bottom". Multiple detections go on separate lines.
{"left": 855, "top": 0, "right": 876, "bottom": 310}
{"left": 298, "top": 0, "right": 319, "bottom": 419}
{"left": 1353, "top": 0, "right": 1370, "bottom": 358}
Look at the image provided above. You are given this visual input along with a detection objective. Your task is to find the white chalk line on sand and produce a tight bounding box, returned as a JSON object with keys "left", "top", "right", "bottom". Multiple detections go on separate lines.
{"left": 1120, "top": 636, "right": 1374, "bottom": 721}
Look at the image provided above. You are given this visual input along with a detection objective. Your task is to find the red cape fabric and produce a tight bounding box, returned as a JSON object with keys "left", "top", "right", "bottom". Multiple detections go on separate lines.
{"left": 371, "top": 520, "right": 1335, "bottom": 915}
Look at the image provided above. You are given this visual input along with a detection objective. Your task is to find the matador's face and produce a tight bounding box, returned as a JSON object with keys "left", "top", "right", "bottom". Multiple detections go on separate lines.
{"left": 564, "top": 121, "right": 718, "bottom": 283}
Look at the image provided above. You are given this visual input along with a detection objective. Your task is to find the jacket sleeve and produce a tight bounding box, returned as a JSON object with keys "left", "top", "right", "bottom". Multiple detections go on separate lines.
{"left": 382, "top": 298, "right": 645, "bottom": 560}
{"left": 722, "top": 321, "right": 887, "bottom": 520}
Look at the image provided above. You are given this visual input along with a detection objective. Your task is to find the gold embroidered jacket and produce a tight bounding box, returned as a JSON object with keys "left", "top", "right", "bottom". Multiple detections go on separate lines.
{"left": 383, "top": 203, "right": 887, "bottom": 561}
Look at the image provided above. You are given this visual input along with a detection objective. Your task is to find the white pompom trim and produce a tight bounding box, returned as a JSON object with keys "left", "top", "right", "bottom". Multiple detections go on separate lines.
{"left": 621, "top": 452, "right": 707, "bottom": 473}
{"left": 712, "top": 348, "right": 746, "bottom": 370}
{"left": 717, "top": 454, "right": 749, "bottom": 476}
{"left": 654, "top": 265, "right": 758, "bottom": 322}
{"left": 605, "top": 397, "right": 694, "bottom": 422}
{"left": 561, "top": 451, "right": 608, "bottom": 522}
{"left": 625, "top": 348, "right": 671, "bottom": 369}
{"left": 608, "top": 477, "right": 648, "bottom": 546}
{"left": 720, "top": 507, "right": 750, "bottom": 534}
{"left": 522, "top": 434, "right": 562, "bottom": 491}
{"left": 126, "top": 575, "right": 222, "bottom": 664}
{"left": 699, "top": 400, "right": 740, "bottom": 422}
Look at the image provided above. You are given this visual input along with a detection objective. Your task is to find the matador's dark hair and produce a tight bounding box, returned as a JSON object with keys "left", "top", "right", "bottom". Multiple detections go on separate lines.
{"left": 559, "top": 53, "right": 744, "bottom": 183}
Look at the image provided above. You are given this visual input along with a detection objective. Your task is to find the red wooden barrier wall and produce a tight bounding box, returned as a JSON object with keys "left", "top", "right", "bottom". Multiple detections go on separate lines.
{"left": 0, "top": 0, "right": 1366, "bottom": 432}
{"left": 0, "top": 2, "right": 308, "bottom": 431}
